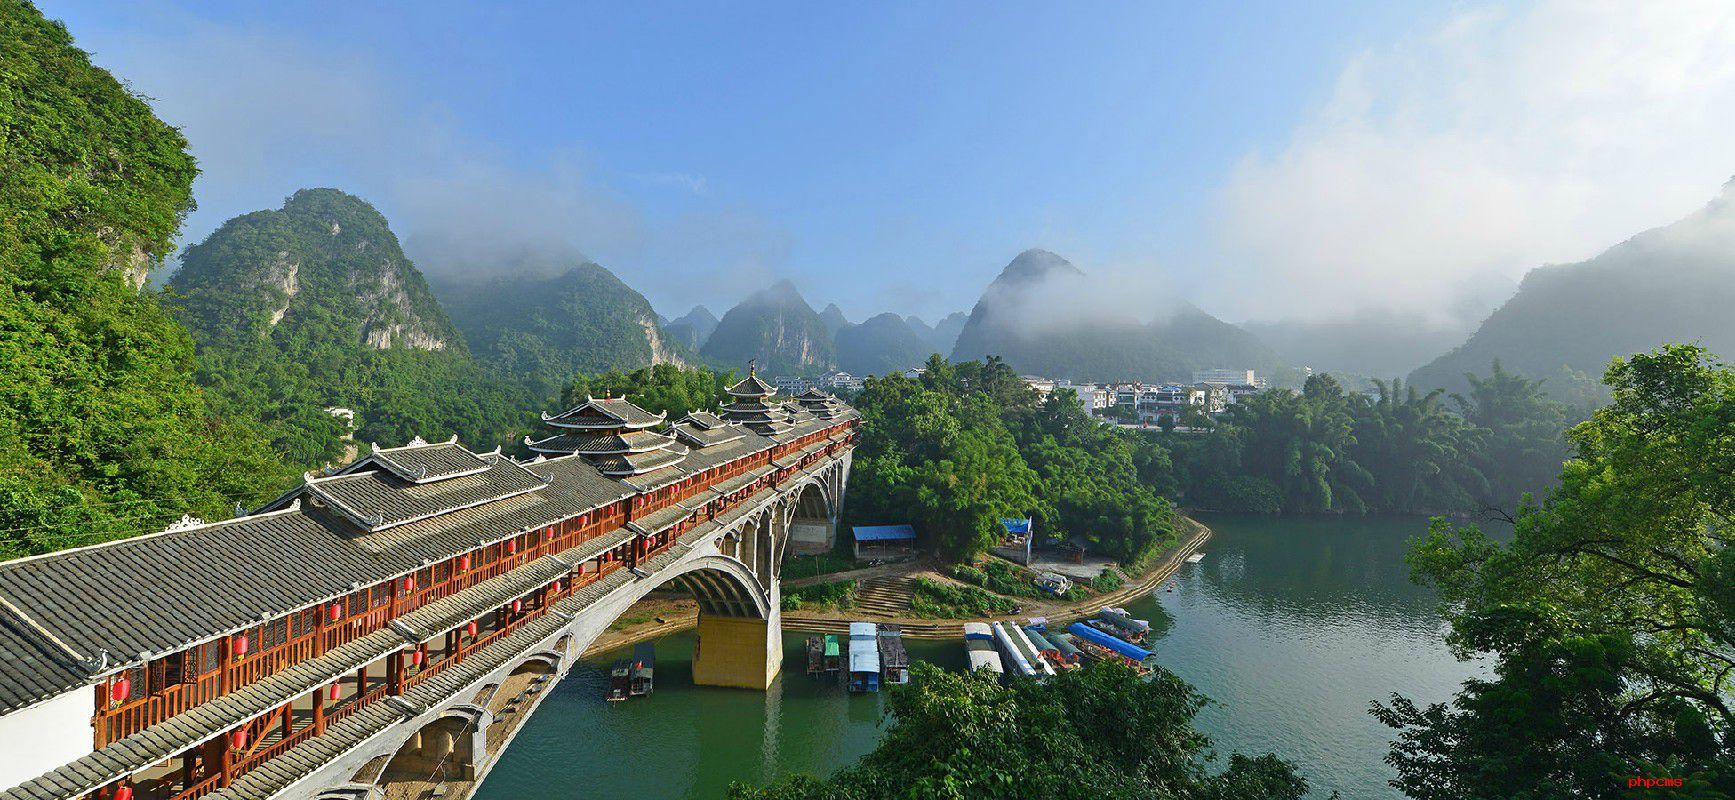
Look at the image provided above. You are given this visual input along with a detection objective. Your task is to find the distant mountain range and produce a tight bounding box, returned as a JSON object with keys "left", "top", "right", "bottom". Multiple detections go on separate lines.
{"left": 436, "top": 261, "right": 687, "bottom": 398}
{"left": 836, "top": 313, "right": 934, "bottom": 376}
{"left": 1411, "top": 180, "right": 1735, "bottom": 398}
{"left": 663, "top": 305, "right": 719, "bottom": 351}
{"left": 950, "top": 249, "right": 1292, "bottom": 383}
{"left": 699, "top": 280, "right": 837, "bottom": 375}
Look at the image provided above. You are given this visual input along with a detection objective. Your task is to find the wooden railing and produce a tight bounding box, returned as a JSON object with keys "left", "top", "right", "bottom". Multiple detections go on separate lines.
{"left": 165, "top": 773, "right": 221, "bottom": 800}
{"left": 91, "top": 420, "right": 858, "bottom": 793}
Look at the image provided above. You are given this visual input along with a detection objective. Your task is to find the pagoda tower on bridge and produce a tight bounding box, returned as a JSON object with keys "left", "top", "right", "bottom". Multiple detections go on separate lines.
{"left": 526, "top": 395, "right": 688, "bottom": 476}
{"left": 718, "top": 365, "right": 795, "bottom": 437}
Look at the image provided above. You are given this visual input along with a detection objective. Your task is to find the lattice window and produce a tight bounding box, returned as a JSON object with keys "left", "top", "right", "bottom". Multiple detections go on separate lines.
{"left": 417, "top": 566, "right": 432, "bottom": 588}
{"left": 433, "top": 562, "right": 450, "bottom": 584}
{"left": 263, "top": 618, "right": 288, "bottom": 650}
{"left": 299, "top": 608, "right": 318, "bottom": 636}
{"left": 371, "top": 585, "right": 390, "bottom": 607}
{"left": 347, "top": 591, "right": 367, "bottom": 617}
{"left": 199, "top": 641, "right": 222, "bottom": 675}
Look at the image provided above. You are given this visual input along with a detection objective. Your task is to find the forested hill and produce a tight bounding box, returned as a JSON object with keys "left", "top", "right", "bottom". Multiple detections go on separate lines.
{"left": 835, "top": 313, "right": 934, "bottom": 376}
{"left": 1410, "top": 180, "right": 1735, "bottom": 397}
{"left": 437, "top": 260, "right": 688, "bottom": 400}
{"left": 951, "top": 249, "right": 1293, "bottom": 383}
{"left": 174, "top": 188, "right": 459, "bottom": 351}
{"left": 700, "top": 279, "right": 836, "bottom": 375}
{"left": 1, "top": 0, "right": 290, "bottom": 558}
{"left": 170, "top": 189, "right": 535, "bottom": 467}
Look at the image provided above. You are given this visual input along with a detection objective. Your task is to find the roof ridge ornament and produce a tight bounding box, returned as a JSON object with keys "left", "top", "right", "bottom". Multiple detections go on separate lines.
{"left": 162, "top": 514, "right": 206, "bottom": 533}
{"left": 408, "top": 435, "right": 429, "bottom": 447}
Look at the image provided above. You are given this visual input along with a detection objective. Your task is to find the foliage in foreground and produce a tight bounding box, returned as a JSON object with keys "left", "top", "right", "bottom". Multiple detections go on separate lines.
{"left": 729, "top": 661, "right": 1310, "bottom": 800}
{"left": 1377, "top": 345, "right": 1735, "bottom": 799}
{"left": 0, "top": 0, "right": 290, "bottom": 558}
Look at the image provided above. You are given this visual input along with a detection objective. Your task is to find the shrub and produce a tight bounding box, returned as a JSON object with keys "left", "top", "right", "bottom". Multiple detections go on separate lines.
{"left": 782, "top": 580, "right": 858, "bottom": 611}
{"left": 910, "top": 578, "right": 1018, "bottom": 619}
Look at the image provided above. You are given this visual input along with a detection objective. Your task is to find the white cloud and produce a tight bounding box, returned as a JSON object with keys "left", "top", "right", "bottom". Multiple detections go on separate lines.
{"left": 80, "top": 14, "right": 776, "bottom": 304}
{"left": 1210, "top": 1, "right": 1735, "bottom": 324}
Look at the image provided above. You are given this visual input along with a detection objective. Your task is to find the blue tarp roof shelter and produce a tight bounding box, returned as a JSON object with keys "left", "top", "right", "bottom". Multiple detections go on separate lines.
{"left": 1001, "top": 518, "right": 1032, "bottom": 534}
{"left": 853, "top": 525, "right": 916, "bottom": 542}
{"left": 1068, "top": 622, "right": 1153, "bottom": 662}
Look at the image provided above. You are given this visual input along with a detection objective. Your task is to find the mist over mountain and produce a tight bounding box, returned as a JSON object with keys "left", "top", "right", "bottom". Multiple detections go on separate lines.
{"left": 950, "top": 249, "right": 1291, "bottom": 383}
{"left": 700, "top": 279, "right": 835, "bottom": 375}
{"left": 835, "top": 313, "right": 933, "bottom": 376}
{"left": 1244, "top": 312, "right": 1475, "bottom": 380}
{"left": 819, "top": 303, "right": 850, "bottom": 338}
{"left": 663, "top": 305, "right": 720, "bottom": 351}
{"left": 436, "top": 260, "right": 687, "bottom": 399}
{"left": 1411, "top": 179, "right": 1735, "bottom": 396}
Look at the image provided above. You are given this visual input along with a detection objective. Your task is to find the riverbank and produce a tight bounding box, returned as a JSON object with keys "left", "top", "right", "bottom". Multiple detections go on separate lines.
{"left": 588, "top": 515, "right": 1213, "bottom": 652}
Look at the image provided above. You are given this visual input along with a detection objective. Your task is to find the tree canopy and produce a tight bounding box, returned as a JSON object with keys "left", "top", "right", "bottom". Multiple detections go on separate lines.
{"left": 730, "top": 661, "right": 1311, "bottom": 800}
{"left": 848, "top": 355, "right": 1176, "bottom": 562}
{"left": 0, "top": 0, "right": 290, "bottom": 558}
{"left": 1376, "top": 344, "right": 1735, "bottom": 798}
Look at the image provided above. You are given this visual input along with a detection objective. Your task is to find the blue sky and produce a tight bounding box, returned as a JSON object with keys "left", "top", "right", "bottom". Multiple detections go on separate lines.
{"left": 41, "top": 2, "right": 1735, "bottom": 323}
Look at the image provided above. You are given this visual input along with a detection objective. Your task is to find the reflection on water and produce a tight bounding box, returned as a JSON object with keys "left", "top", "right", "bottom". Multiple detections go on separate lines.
{"left": 475, "top": 514, "right": 1484, "bottom": 800}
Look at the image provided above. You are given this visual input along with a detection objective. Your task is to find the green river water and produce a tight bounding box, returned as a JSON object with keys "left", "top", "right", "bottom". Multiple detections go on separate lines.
{"left": 474, "top": 514, "right": 1485, "bottom": 799}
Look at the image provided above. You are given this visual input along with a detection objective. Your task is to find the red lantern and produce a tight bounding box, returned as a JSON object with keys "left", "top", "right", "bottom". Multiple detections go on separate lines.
{"left": 458, "top": 554, "right": 471, "bottom": 571}
{"left": 232, "top": 634, "right": 249, "bottom": 657}
{"left": 402, "top": 576, "right": 415, "bottom": 593}
{"left": 328, "top": 683, "right": 340, "bottom": 701}
{"left": 506, "top": 540, "right": 518, "bottom": 555}
{"left": 465, "top": 621, "right": 478, "bottom": 637}
{"left": 551, "top": 579, "right": 562, "bottom": 594}
{"left": 113, "top": 787, "right": 133, "bottom": 800}
{"left": 512, "top": 599, "right": 523, "bottom": 613}
{"left": 110, "top": 676, "right": 130, "bottom": 703}
{"left": 411, "top": 649, "right": 424, "bottom": 666}
{"left": 328, "top": 603, "right": 342, "bottom": 622}
{"left": 231, "top": 729, "right": 248, "bottom": 750}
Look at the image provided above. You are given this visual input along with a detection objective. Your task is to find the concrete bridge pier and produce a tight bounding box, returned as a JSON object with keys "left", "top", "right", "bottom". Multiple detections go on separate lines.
{"left": 691, "top": 599, "right": 783, "bottom": 690}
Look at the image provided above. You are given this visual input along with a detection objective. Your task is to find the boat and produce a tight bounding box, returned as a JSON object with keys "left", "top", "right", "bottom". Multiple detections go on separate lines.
{"left": 607, "top": 658, "right": 632, "bottom": 701}
{"left": 848, "top": 622, "right": 880, "bottom": 692}
{"left": 1185, "top": 552, "right": 1205, "bottom": 564}
{"left": 1047, "top": 631, "right": 1082, "bottom": 664}
{"left": 806, "top": 636, "right": 825, "bottom": 676}
{"left": 1067, "top": 621, "right": 1153, "bottom": 674}
{"left": 822, "top": 634, "right": 843, "bottom": 672}
{"left": 963, "top": 623, "right": 1004, "bottom": 676}
{"left": 878, "top": 624, "right": 910, "bottom": 685}
{"left": 629, "top": 642, "right": 655, "bottom": 696}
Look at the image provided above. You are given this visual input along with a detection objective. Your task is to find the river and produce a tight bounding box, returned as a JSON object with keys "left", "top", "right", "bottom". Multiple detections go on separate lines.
{"left": 474, "top": 513, "right": 1484, "bottom": 799}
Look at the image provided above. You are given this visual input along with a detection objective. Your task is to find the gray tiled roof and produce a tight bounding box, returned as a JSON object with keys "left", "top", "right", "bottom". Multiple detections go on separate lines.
{"left": 542, "top": 397, "right": 666, "bottom": 429}
{"left": 81, "top": 458, "right": 842, "bottom": 800}
{"left": 589, "top": 446, "right": 688, "bottom": 477}
{"left": 525, "top": 429, "right": 676, "bottom": 456}
{"left": 679, "top": 411, "right": 728, "bottom": 430}
{"left": 305, "top": 455, "right": 548, "bottom": 532}
{"left": 725, "top": 374, "right": 776, "bottom": 398}
{"left": 349, "top": 442, "right": 490, "bottom": 483}
{"left": 671, "top": 422, "right": 745, "bottom": 449}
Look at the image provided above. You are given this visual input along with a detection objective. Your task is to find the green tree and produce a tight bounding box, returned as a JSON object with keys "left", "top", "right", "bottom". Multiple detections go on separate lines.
{"left": 730, "top": 661, "right": 1312, "bottom": 800}
{"left": 1452, "top": 360, "right": 1574, "bottom": 507}
{"left": 558, "top": 363, "right": 734, "bottom": 420}
{"left": 1377, "top": 345, "right": 1735, "bottom": 798}
{"left": 1, "top": 0, "right": 290, "bottom": 558}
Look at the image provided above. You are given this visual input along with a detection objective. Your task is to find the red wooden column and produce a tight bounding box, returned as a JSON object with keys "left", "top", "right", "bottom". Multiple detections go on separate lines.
{"left": 311, "top": 687, "right": 326, "bottom": 736}
{"left": 387, "top": 652, "right": 404, "bottom": 695}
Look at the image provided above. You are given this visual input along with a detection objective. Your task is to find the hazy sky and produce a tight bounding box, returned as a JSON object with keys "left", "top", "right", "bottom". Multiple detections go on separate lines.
{"left": 42, "top": 1, "right": 1735, "bottom": 324}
